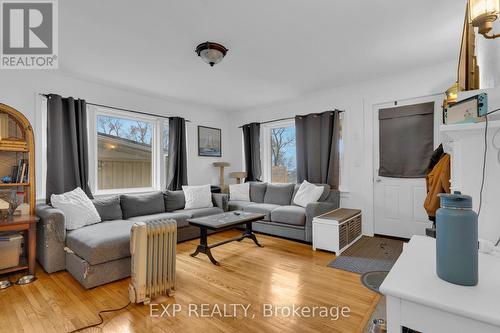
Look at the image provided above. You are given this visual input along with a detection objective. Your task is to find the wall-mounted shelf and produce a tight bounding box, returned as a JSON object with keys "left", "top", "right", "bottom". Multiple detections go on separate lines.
{"left": 440, "top": 120, "right": 500, "bottom": 135}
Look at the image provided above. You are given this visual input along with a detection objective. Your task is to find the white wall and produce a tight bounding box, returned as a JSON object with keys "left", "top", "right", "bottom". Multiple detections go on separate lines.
{"left": 443, "top": 86, "right": 500, "bottom": 242}
{"left": 478, "top": 39, "right": 500, "bottom": 88}
{"left": 477, "top": 21, "right": 500, "bottom": 89}
{"left": 431, "top": 83, "right": 500, "bottom": 240}
{"left": 0, "top": 70, "right": 230, "bottom": 200}
{"left": 226, "top": 61, "right": 457, "bottom": 235}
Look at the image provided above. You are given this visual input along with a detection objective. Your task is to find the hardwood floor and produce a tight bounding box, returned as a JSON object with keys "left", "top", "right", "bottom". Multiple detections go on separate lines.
{"left": 0, "top": 230, "right": 379, "bottom": 333}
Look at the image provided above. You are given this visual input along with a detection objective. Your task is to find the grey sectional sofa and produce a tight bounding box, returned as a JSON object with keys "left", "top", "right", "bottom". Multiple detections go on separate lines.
{"left": 228, "top": 182, "right": 339, "bottom": 242}
{"left": 35, "top": 183, "right": 338, "bottom": 289}
{"left": 35, "top": 190, "right": 228, "bottom": 289}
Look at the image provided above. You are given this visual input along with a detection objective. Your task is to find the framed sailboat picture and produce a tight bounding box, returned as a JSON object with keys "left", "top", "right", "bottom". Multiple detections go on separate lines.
{"left": 198, "top": 126, "right": 222, "bottom": 157}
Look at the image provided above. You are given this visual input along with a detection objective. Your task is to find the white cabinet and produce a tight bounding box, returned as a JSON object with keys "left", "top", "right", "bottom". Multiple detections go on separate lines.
{"left": 312, "top": 208, "right": 362, "bottom": 254}
{"left": 380, "top": 236, "right": 500, "bottom": 333}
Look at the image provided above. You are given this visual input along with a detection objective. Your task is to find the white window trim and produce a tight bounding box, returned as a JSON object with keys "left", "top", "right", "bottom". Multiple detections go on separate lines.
{"left": 261, "top": 119, "right": 295, "bottom": 183}
{"left": 36, "top": 94, "right": 48, "bottom": 201}
{"left": 338, "top": 111, "right": 348, "bottom": 193}
{"left": 88, "top": 105, "right": 167, "bottom": 196}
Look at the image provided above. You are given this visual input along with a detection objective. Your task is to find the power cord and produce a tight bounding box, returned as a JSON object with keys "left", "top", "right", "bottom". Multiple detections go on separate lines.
{"left": 478, "top": 114, "right": 489, "bottom": 217}
{"left": 493, "top": 127, "right": 500, "bottom": 248}
{"left": 477, "top": 107, "right": 500, "bottom": 246}
{"left": 68, "top": 301, "right": 131, "bottom": 333}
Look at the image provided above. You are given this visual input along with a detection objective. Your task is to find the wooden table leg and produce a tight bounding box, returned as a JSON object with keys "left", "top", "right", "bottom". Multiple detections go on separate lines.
{"left": 242, "top": 222, "right": 263, "bottom": 247}
{"left": 28, "top": 223, "right": 36, "bottom": 275}
{"left": 191, "top": 227, "right": 219, "bottom": 265}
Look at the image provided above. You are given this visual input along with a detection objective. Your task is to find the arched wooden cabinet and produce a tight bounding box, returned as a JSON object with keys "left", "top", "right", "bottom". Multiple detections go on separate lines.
{"left": 0, "top": 103, "right": 38, "bottom": 276}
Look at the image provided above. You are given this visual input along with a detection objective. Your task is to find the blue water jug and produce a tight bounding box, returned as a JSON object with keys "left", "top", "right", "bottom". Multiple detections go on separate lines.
{"left": 436, "top": 191, "right": 478, "bottom": 286}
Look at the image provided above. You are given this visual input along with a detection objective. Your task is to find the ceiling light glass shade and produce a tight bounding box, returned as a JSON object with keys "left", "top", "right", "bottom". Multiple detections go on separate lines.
{"left": 195, "top": 42, "right": 228, "bottom": 67}
{"left": 200, "top": 49, "right": 224, "bottom": 65}
{"left": 469, "top": 0, "right": 499, "bottom": 34}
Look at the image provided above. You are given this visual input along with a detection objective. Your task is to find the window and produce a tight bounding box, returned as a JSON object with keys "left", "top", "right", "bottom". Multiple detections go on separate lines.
{"left": 262, "top": 121, "right": 297, "bottom": 184}
{"left": 89, "top": 106, "right": 169, "bottom": 194}
{"left": 96, "top": 115, "right": 153, "bottom": 190}
{"left": 271, "top": 125, "right": 297, "bottom": 183}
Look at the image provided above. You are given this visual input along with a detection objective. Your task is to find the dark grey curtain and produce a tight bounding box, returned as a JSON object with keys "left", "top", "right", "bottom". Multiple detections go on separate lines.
{"left": 242, "top": 122, "right": 262, "bottom": 182}
{"left": 295, "top": 111, "right": 340, "bottom": 189}
{"left": 167, "top": 117, "right": 188, "bottom": 190}
{"left": 46, "top": 94, "right": 93, "bottom": 202}
{"left": 379, "top": 102, "right": 434, "bottom": 178}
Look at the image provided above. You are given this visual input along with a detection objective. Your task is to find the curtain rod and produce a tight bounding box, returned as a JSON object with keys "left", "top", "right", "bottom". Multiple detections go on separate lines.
{"left": 39, "top": 93, "right": 191, "bottom": 122}
{"left": 238, "top": 109, "right": 344, "bottom": 128}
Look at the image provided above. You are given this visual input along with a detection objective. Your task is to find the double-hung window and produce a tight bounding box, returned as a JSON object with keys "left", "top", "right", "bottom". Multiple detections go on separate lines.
{"left": 262, "top": 120, "right": 297, "bottom": 183}
{"left": 88, "top": 106, "right": 169, "bottom": 195}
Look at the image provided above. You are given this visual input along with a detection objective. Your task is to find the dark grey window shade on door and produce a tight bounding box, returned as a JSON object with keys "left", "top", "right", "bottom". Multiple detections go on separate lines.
{"left": 379, "top": 102, "right": 434, "bottom": 178}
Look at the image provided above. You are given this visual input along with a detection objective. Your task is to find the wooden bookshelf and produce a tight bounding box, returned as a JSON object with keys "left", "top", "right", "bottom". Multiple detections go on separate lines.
{"left": 0, "top": 257, "right": 28, "bottom": 275}
{"left": 0, "top": 104, "right": 37, "bottom": 276}
{"left": 0, "top": 183, "right": 29, "bottom": 187}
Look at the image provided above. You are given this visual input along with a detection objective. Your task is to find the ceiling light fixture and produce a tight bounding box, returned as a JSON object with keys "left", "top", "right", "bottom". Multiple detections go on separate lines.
{"left": 195, "top": 42, "right": 228, "bottom": 67}
{"left": 469, "top": 0, "right": 500, "bottom": 39}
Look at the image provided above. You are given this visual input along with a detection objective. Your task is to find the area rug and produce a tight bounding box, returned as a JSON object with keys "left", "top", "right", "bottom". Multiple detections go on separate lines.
{"left": 327, "top": 236, "right": 404, "bottom": 275}
{"left": 361, "top": 271, "right": 389, "bottom": 293}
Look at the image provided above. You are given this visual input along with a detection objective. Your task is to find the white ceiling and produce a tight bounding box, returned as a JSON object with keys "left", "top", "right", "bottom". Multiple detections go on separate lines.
{"left": 60, "top": 0, "right": 465, "bottom": 111}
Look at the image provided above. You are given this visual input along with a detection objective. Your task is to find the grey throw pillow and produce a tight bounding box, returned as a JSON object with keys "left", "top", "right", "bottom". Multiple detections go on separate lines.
{"left": 263, "top": 184, "right": 295, "bottom": 205}
{"left": 163, "top": 190, "right": 186, "bottom": 212}
{"left": 92, "top": 195, "right": 122, "bottom": 221}
{"left": 120, "top": 192, "right": 165, "bottom": 219}
{"left": 249, "top": 182, "right": 267, "bottom": 203}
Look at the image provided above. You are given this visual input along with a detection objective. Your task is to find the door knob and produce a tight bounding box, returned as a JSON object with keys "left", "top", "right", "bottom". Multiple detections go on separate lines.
{"left": 375, "top": 178, "right": 382, "bottom": 183}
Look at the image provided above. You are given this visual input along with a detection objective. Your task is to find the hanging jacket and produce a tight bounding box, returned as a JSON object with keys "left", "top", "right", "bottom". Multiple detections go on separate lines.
{"left": 424, "top": 153, "right": 451, "bottom": 218}
{"left": 426, "top": 144, "right": 444, "bottom": 173}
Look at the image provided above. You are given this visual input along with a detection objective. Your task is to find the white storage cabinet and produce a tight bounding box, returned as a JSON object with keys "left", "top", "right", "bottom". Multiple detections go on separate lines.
{"left": 312, "top": 208, "right": 362, "bottom": 254}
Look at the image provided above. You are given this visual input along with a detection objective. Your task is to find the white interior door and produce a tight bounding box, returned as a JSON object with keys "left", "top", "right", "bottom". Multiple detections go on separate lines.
{"left": 373, "top": 95, "right": 442, "bottom": 238}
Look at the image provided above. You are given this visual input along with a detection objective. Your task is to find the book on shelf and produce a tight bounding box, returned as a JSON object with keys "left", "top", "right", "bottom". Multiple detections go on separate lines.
{"left": 23, "top": 165, "right": 28, "bottom": 183}
{"left": 10, "top": 166, "right": 18, "bottom": 182}
{"left": 10, "top": 159, "right": 28, "bottom": 184}
{"left": 19, "top": 162, "right": 26, "bottom": 183}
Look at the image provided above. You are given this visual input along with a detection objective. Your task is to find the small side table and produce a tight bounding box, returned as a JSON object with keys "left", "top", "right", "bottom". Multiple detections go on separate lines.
{"left": 312, "top": 208, "right": 362, "bottom": 254}
{"left": 0, "top": 215, "right": 39, "bottom": 276}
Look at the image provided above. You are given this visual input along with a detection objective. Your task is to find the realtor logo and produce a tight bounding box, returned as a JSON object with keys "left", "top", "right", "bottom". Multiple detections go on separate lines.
{"left": 1, "top": 0, "right": 58, "bottom": 69}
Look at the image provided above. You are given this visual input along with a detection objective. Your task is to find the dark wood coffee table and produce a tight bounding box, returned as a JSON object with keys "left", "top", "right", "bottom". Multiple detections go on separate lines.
{"left": 188, "top": 211, "right": 265, "bottom": 265}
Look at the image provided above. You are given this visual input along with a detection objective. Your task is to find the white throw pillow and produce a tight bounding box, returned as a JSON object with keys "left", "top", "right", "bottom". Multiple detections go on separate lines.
{"left": 293, "top": 181, "right": 324, "bottom": 208}
{"left": 50, "top": 187, "right": 101, "bottom": 230}
{"left": 229, "top": 183, "right": 250, "bottom": 202}
{"left": 182, "top": 185, "right": 213, "bottom": 210}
